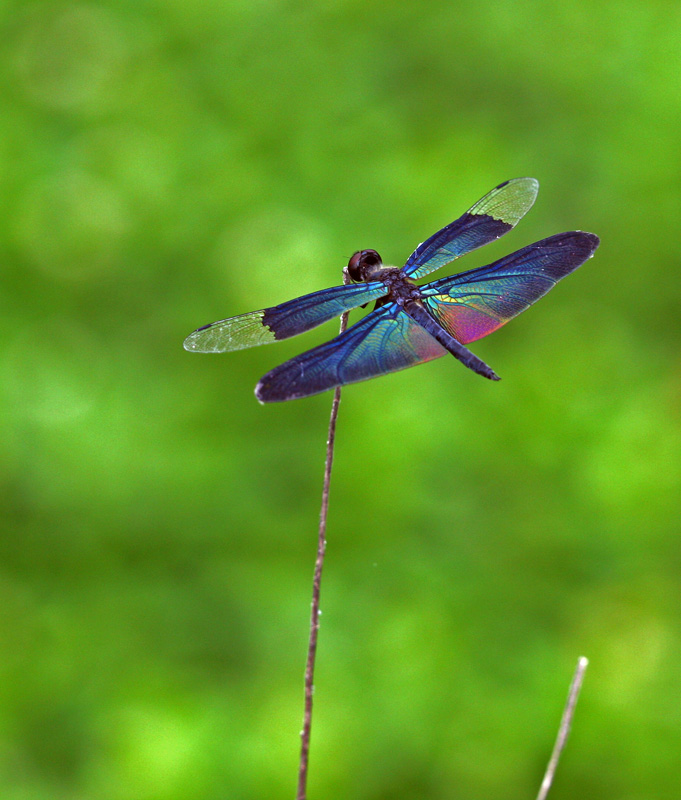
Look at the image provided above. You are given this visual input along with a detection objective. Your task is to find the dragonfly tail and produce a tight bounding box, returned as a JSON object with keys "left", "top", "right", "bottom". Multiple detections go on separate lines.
{"left": 404, "top": 301, "right": 500, "bottom": 381}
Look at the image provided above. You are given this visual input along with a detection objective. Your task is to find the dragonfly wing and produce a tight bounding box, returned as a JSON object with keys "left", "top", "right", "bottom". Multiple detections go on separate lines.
{"left": 402, "top": 177, "right": 539, "bottom": 280}
{"left": 256, "top": 303, "right": 446, "bottom": 402}
{"left": 420, "top": 231, "right": 599, "bottom": 344}
{"left": 183, "top": 281, "right": 387, "bottom": 352}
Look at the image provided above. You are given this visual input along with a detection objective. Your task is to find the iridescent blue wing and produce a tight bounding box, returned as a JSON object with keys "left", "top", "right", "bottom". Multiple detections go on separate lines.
{"left": 255, "top": 303, "right": 446, "bottom": 402}
{"left": 420, "top": 232, "right": 599, "bottom": 343}
{"left": 183, "top": 281, "right": 387, "bottom": 352}
{"left": 402, "top": 177, "right": 539, "bottom": 280}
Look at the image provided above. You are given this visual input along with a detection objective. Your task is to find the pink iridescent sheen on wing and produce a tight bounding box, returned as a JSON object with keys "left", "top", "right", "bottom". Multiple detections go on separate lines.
{"left": 421, "top": 232, "right": 600, "bottom": 345}
{"left": 425, "top": 298, "right": 509, "bottom": 344}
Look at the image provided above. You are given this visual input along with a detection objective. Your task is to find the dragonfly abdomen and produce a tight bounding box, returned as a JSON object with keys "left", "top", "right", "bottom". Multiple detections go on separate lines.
{"left": 403, "top": 301, "right": 500, "bottom": 381}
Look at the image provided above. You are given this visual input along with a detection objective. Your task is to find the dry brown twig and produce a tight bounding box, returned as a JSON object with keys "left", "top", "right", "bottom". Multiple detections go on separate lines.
{"left": 295, "top": 265, "right": 589, "bottom": 800}
{"left": 536, "top": 656, "right": 589, "bottom": 800}
{"left": 296, "top": 269, "right": 351, "bottom": 800}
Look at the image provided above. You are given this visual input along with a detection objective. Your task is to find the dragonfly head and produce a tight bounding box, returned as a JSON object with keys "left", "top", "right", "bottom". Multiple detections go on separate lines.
{"left": 348, "top": 249, "right": 384, "bottom": 282}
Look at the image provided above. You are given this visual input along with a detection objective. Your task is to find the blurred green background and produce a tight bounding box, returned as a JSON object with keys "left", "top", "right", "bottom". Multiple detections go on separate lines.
{"left": 2, "top": 1, "right": 680, "bottom": 798}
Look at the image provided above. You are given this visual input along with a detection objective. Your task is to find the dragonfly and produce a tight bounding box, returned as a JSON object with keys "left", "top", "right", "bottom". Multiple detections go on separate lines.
{"left": 184, "top": 178, "right": 599, "bottom": 402}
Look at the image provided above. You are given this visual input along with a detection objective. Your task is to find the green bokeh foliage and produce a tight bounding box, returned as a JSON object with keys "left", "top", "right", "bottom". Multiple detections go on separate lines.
{"left": 2, "top": 1, "right": 680, "bottom": 798}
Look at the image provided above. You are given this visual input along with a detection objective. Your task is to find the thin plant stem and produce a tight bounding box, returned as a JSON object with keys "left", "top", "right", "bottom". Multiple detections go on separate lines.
{"left": 296, "top": 269, "right": 352, "bottom": 800}
{"left": 536, "top": 656, "right": 589, "bottom": 800}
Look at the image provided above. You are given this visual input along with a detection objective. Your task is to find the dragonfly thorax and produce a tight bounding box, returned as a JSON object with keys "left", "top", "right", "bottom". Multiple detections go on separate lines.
{"left": 379, "top": 268, "right": 422, "bottom": 306}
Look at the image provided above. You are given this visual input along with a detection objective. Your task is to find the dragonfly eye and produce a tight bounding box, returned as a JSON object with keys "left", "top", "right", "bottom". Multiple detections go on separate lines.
{"left": 347, "top": 251, "right": 363, "bottom": 281}
{"left": 347, "top": 249, "right": 383, "bottom": 281}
